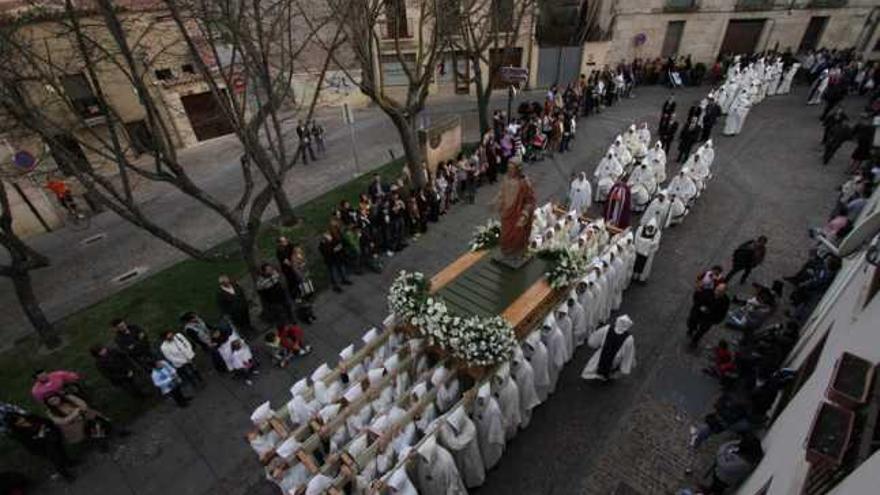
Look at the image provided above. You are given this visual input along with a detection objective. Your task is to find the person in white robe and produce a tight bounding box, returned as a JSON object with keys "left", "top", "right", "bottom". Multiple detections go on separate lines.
{"left": 627, "top": 162, "right": 658, "bottom": 212}
{"left": 432, "top": 366, "right": 461, "bottom": 414}
{"left": 554, "top": 304, "right": 574, "bottom": 361}
{"left": 270, "top": 457, "right": 310, "bottom": 494}
{"left": 609, "top": 249, "right": 626, "bottom": 311}
{"left": 620, "top": 233, "right": 636, "bottom": 286}
{"left": 510, "top": 346, "right": 540, "bottom": 428}
{"left": 437, "top": 405, "right": 484, "bottom": 489}
{"left": 641, "top": 190, "right": 672, "bottom": 230}
{"left": 646, "top": 141, "right": 667, "bottom": 183}
{"left": 305, "top": 473, "right": 335, "bottom": 495}
{"left": 289, "top": 394, "right": 319, "bottom": 427}
{"left": 807, "top": 68, "right": 828, "bottom": 105}
{"left": 633, "top": 219, "right": 661, "bottom": 282}
{"left": 368, "top": 368, "right": 394, "bottom": 416}
{"left": 387, "top": 466, "right": 419, "bottom": 495}
{"left": 567, "top": 289, "right": 587, "bottom": 346}
{"left": 540, "top": 314, "right": 566, "bottom": 393}
{"left": 492, "top": 363, "right": 521, "bottom": 440}
{"left": 723, "top": 90, "right": 752, "bottom": 136}
{"left": 568, "top": 172, "right": 593, "bottom": 216}
{"left": 684, "top": 151, "right": 708, "bottom": 192}
{"left": 411, "top": 382, "right": 437, "bottom": 434}
{"left": 594, "top": 151, "right": 623, "bottom": 202}
{"left": 625, "top": 124, "right": 648, "bottom": 160}
{"left": 637, "top": 122, "right": 651, "bottom": 147}
{"left": 414, "top": 434, "right": 467, "bottom": 495}
{"left": 522, "top": 333, "right": 551, "bottom": 403}
{"left": 592, "top": 262, "right": 612, "bottom": 324}
{"left": 612, "top": 135, "right": 633, "bottom": 166}
{"left": 473, "top": 382, "right": 505, "bottom": 471}
{"left": 667, "top": 169, "right": 698, "bottom": 225}
{"left": 777, "top": 63, "right": 799, "bottom": 95}
{"left": 581, "top": 315, "right": 636, "bottom": 381}
{"left": 576, "top": 274, "right": 598, "bottom": 337}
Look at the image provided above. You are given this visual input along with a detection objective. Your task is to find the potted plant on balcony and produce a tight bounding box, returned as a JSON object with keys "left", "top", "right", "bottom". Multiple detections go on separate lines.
{"left": 805, "top": 401, "right": 855, "bottom": 466}
{"left": 827, "top": 352, "right": 875, "bottom": 409}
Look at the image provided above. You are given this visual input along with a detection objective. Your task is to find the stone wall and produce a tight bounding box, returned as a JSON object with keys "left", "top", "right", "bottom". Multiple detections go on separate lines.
{"left": 606, "top": 5, "right": 877, "bottom": 65}
{"left": 2, "top": 178, "right": 63, "bottom": 238}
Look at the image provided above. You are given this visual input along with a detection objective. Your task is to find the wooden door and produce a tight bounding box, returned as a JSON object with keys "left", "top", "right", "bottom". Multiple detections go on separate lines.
{"left": 180, "top": 92, "right": 234, "bottom": 142}
{"left": 719, "top": 19, "right": 766, "bottom": 57}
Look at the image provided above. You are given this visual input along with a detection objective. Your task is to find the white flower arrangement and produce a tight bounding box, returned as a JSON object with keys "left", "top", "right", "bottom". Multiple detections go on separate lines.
{"left": 387, "top": 270, "right": 515, "bottom": 366}
{"left": 469, "top": 219, "right": 502, "bottom": 252}
{"left": 538, "top": 245, "right": 590, "bottom": 289}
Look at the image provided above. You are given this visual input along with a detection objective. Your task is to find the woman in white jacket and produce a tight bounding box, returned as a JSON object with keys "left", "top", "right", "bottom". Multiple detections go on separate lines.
{"left": 160, "top": 331, "right": 204, "bottom": 388}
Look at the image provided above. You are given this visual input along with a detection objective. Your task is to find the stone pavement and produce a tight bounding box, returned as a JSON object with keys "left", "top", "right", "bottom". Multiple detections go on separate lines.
{"left": 28, "top": 85, "right": 859, "bottom": 494}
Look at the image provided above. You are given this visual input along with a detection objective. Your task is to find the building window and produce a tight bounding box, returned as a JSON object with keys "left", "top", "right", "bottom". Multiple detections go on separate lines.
{"left": 665, "top": 0, "right": 698, "bottom": 12}
{"left": 380, "top": 54, "right": 416, "bottom": 86}
{"left": 154, "top": 68, "right": 174, "bottom": 81}
{"left": 439, "top": 0, "right": 461, "bottom": 35}
{"left": 59, "top": 73, "right": 102, "bottom": 119}
{"left": 384, "top": 0, "right": 409, "bottom": 39}
{"left": 181, "top": 64, "right": 195, "bottom": 74}
{"left": 492, "top": 0, "right": 514, "bottom": 33}
{"left": 660, "top": 21, "right": 685, "bottom": 58}
{"left": 736, "top": 0, "right": 773, "bottom": 10}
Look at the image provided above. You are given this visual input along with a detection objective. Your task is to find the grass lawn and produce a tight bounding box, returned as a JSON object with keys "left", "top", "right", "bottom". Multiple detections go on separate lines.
{"left": 0, "top": 155, "right": 409, "bottom": 472}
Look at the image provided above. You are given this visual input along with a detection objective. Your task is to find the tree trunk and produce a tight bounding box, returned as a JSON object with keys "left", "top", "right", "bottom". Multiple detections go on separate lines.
{"left": 388, "top": 111, "right": 427, "bottom": 186}
{"left": 11, "top": 269, "right": 60, "bottom": 349}
{"left": 272, "top": 186, "right": 298, "bottom": 226}
{"left": 473, "top": 62, "right": 492, "bottom": 137}
{"left": 238, "top": 231, "right": 261, "bottom": 285}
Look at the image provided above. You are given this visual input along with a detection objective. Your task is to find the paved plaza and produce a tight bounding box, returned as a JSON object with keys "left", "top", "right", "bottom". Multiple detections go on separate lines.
{"left": 19, "top": 84, "right": 860, "bottom": 495}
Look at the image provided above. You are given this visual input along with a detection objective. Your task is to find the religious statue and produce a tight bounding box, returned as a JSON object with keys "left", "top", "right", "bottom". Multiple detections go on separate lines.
{"left": 496, "top": 162, "right": 536, "bottom": 263}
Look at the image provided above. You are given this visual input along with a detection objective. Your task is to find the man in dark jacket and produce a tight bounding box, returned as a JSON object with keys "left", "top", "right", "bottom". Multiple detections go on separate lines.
{"left": 216, "top": 275, "right": 254, "bottom": 335}
{"left": 4, "top": 410, "right": 76, "bottom": 481}
{"left": 659, "top": 113, "right": 679, "bottom": 154}
{"left": 112, "top": 319, "right": 155, "bottom": 370}
{"left": 726, "top": 236, "right": 768, "bottom": 284}
{"left": 677, "top": 115, "right": 702, "bottom": 163}
{"left": 688, "top": 283, "right": 731, "bottom": 348}
{"left": 701, "top": 96, "right": 722, "bottom": 141}
{"left": 319, "top": 231, "right": 350, "bottom": 292}
{"left": 90, "top": 345, "right": 149, "bottom": 398}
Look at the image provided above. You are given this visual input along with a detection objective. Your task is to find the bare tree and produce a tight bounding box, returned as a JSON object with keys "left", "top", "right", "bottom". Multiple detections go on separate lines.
{"left": 0, "top": 0, "right": 338, "bottom": 280}
{"left": 0, "top": 180, "right": 58, "bottom": 348}
{"left": 301, "top": 0, "right": 450, "bottom": 186}
{"left": 452, "top": 0, "right": 536, "bottom": 136}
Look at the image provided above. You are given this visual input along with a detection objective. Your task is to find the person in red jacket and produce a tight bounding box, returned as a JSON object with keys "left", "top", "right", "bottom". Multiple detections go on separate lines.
{"left": 276, "top": 323, "right": 312, "bottom": 357}
{"left": 31, "top": 370, "right": 82, "bottom": 403}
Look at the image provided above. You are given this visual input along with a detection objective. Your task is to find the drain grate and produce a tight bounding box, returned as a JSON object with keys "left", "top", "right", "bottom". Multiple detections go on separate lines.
{"left": 80, "top": 233, "right": 107, "bottom": 246}
{"left": 112, "top": 266, "right": 147, "bottom": 284}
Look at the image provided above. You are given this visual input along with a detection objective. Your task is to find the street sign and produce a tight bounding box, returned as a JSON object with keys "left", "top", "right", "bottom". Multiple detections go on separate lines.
{"left": 499, "top": 66, "right": 529, "bottom": 85}
{"left": 342, "top": 103, "right": 354, "bottom": 125}
{"left": 12, "top": 150, "right": 36, "bottom": 171}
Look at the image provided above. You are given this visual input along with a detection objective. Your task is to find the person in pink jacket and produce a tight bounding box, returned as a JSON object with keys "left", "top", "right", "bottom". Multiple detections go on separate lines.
{"left": 31, "top": 370, "right": 82, "bottom": 403}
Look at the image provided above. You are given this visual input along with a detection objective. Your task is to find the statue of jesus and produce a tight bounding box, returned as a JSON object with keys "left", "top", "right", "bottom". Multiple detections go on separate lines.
{"left": 496, "top": 162, "right": 536, "bottom": 262}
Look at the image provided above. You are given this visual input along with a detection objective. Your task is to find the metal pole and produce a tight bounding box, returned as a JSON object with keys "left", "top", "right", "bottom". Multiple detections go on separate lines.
{"left": 349, "top": 122, "right": 361, "bottom": 177}
{"left": 507, "top": 84, "right": 513, "bottom": 126}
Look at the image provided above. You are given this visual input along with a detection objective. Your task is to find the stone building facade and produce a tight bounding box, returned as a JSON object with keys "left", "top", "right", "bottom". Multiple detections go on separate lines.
{"left": 596, "top": 0, "right": 880, "bottom": 65}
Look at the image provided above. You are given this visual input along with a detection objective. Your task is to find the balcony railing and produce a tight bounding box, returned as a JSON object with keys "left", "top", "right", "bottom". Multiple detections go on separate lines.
{"left": 663, "top": 0, "right": 699, "bottom": 13}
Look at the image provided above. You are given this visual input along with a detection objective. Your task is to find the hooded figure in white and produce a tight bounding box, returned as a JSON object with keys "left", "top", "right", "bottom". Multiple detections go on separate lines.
{"left": 474, "top": 382, "right": 505, "bottom": 470}
{"left": 646, "top": 141, "right": 667, "bottom": 181}
{"left": 554, "top": 304, "right": 574, "bottom": 361}
{"left": 620, "top": 233, "right": 636, "bottom": 285}
{"left": 594, "top": 151, "right": 623, "bottom": 202}
{"left": 592, "top": 262, "right": 612, "bottom": 324}
{"left": 608, "top": 249, "right": 626, "bottom": 311}
{"left": 683, "top": 151, "right": 708, "bottom": 191}
{"left": 808, "top": 68, "right": 829, "bottom": 105}
{"left": 577, "top": 274, "right": 599, "bottom": 337}
{"left": 568, "top": 172, "right": 593, "bottom": 216}
{"left": 581, "top": 315, "right": 636, "bottom": 381}
{"left": 723, "top": 90, "right": 752, "bottom": 136}
{"left": 625, "top": 124, "right": 648, "bottom": 159}
{"left": 540, "top": 314, "right": 567, "bottom": 393}
{"left": 414, "top": 434, "right": 468, "bottom": 495}
{"left": 637, "top": 122, "right": 651, "bottom": 148}
{"left": 628, "top": 162, "right": 658, "bottom": 212}
{"left": 612, "top": 135, "right": 633, "bottom": 166}
{"left": 432, "top": 366, "right": 461, "bottom": 414}
{"left": 511, "top": 346, "right": 540, "bottom": 428}
{"left": 567, "top": 289, "right": 587, "bottom": 346}
{"left": 288, "top": 394, "right": 319, "bottom": 427}
{"left": 522, "top": 333, "right": 551, "bottom": 403}
{"left": 777, "top": 63, "right": 799, "bottom": 95}
{"left": 305, "top": 473, "right": 335, "bottom": 495}
{"left": 492, "top": 363, "right": 521, "bottom": 440}
{"left": 667, "top": 168, "right": 698, "bottom": 225}
{"left": 411, "top": 381, "right": 437, "bottom": 434}
{"left": 387, "top": 466, "right": 419, "bottom": 495}
{"left": 633, "top": 219, "right": 662, "bottom": 282}
{"left": 641, "top": 191, "right": 672, "bottom": 229}
{"left": 699, "top": 139, "right": 715, "bottom": 172}
{"left": 438, "top": 405, "right": 485, "bottom": 488}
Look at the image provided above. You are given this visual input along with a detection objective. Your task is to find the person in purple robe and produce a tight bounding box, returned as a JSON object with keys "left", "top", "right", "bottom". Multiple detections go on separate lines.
{"left": 603, "top": 180, "right": 632, "bottom": 228}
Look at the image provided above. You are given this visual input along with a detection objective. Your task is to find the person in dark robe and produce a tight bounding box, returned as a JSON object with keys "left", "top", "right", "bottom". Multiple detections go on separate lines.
{"left": 661, "top": 94, "right": 676, "bottom": 120}
{"left": 216, "top": 275, "right": 255, "bottom": 335}
{"left": 603, "top": 180, "right": 632, "bottom": 229}
{"left": 581, "top": 315, "right": 636, "bottom": 381}
{"left": 687, "top": 283, "right": 731, "bottom": 348}
{"left": 485, "top": 140, "right": 499, "bottom": 183}
{"left": 821, "top": 107, "right": 848, "bottom": 144}
{"left": 496, "top": 162, "right": 536, "bottom": 260}
{"left": 677, "top": 115, "right": 702, "bottom": 163}
{"left": 659, "top": 114, "right": 679, "bottom": 154}
{"left": 701, "top": 96, "right": 722, "bottom": 142}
